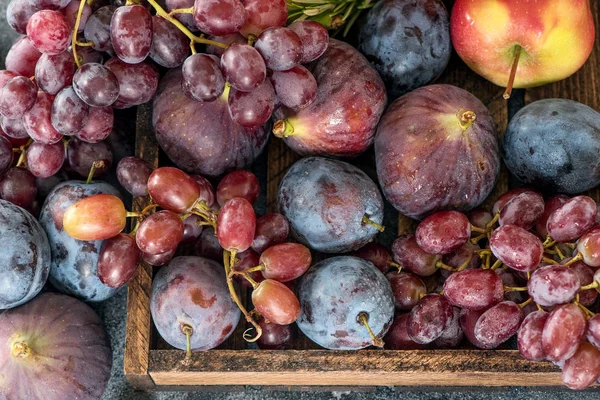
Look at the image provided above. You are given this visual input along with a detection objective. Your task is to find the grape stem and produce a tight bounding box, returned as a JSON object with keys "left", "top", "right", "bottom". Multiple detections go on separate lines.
{"left": 456, "top": 253, "right": 474, "bottom": 272}
{"left": 489, "top": 259, "right": 502, "bottom": 270}
{"left": 469, "top": 224, "right": 486, "bottom": 234}
{"left": 561, "top": 253, "right": 583, "bottom": 267}
{"left": 168, "top": 6, "right": 194, "bottom": 15}
{"left": 542, "top": 235, "right": 555, "bottom": 248}
{"left": 357, "top": 312, "right": 384, "bottom": 348}
{"left": 361, "top": 215, "right": 385, "bottom": 232}
{"left": 229, "top": 270, "right": 259, "bottom": 288}
{"left": 518, "top": 298, "right": 533, "bottom": 309}
{"left": 541, "top": 256, "right": 558, "bottom": 265}
{"left": 14, "top": 140, "right": 31, "bottom": 168}
{"left": 190, "top": 41, "right": 197, "bottom": 55}
{"left": 503, "top": 45, "right": 522, "bottom": 100}
{"left": 86, "top": 160, "right": 105, "bottom": 184}
{"left": 223, "top": 250, "right": 262, "bottom": 342}
{"left": 145, "top": 0, "right": 228, "bottom": 49}
{"left": 240, "top": 265, "right": 265, "bottom": 275}
{"left": 579, "top": 281, "right": 599, "bottom": 292}
{"left": 435, "top": 260, "right": 455, "bottom": 272}
{"left": 75, "top": 41, "right": 94, "bottom": 47}
{"left": 575, "top": 301, "right": 596, "bottom": 319}
{"left": 126, "top": 211, "right": 142, "bottom": 218}
{"left": 470, "top": 233, "right": 486, "bottom": 244}
{"left": 387, "top": 260, "right": 402, "bottom": 272}
{"left": 71, "top": 0, "right": 89, "bottom": 68}
{"left": 486, "top": 213, "right": 499, "bottom": 229}
{"left": 504, "top": 285, "right": 528, "bottom": 293}
{"left": 182, "top": 324, "right": 193, "bottom": 360}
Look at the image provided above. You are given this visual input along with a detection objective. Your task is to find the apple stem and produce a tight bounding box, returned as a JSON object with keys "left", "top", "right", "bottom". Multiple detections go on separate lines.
{"left": 357, "top": 312, "right": 384, "bottom": 348}
{"left": 503, "top": 46, "right": 522, "bottom": 100}
{"left": 272, "top": 119, "right": 295, "bottom": 138}
{"left": 11, "top": 341, "right": 32, "bottom": 358}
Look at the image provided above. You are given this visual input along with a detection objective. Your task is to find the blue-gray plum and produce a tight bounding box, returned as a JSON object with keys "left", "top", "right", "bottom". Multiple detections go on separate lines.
{"left": 278, "top": 157, "right": 384, "bottom": 253}
{"left": 0, "top": 200, "right": 51, "bottom": 310}
{"left": 358, "top": 0, "right": 451, "bottom": 100}
{"left": 39, "top": 180, "right": 120, "bottom": 302}
{"left": 502, "top": 99, "right": 600, "bottom": 194}
{"left": 150, "top": 256, "right": 240, "bottom": 351}
{"left": 296, "top": 256, "right": 394, "bottom": 350}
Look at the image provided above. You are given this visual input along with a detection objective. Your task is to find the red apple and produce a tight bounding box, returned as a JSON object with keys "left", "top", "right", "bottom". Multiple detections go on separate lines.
{"left": 451, "top": 0, "right": 595, "bottom": 97}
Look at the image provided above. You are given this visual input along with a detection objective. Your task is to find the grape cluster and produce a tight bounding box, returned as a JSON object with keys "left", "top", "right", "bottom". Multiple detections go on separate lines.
{"left": 368, "top": 189, "right": 600, "bottom": 389}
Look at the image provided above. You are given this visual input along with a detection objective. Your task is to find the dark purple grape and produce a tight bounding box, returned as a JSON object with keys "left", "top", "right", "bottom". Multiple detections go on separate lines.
{"left": 136, "top": 210, "right": 184, "bottom": 255}
{"left": 278, "top": 157, "right": 384, "bottom": 253}
{"left": 568, "top": 261, "right": 598, "bottom": 306}
{"left": 528, "top": 265, "right": 580, "bottom": 307}
{"left": 23, "top": 91, "right": 63, "bottom": 144}
{"left": 150, "top": 16, "right": 189, "bottom": 68}
{"left": 459, "top": 308, "right": 486, "bottom": 348}
{"left": 255, "top": 27, "right": 302, "bottom": 71}
{"left": 386, "top": 271, "right": 426, "bottom": 311}
{"left": 415, "top": 210, "right": 471, "bottom": 255}
{"left": 181, "top": 54, "right": 225, "bottom": 102}
{"left": 116, "top": 156, "right": 153, "bottom": 197}
{"left": 256, "top": 316, "right": 294, "bottom": 350}
{"left": 84, "top": 5, "right": 116, "bottom": 52}
{"left": 0, "top": 167, "right": 37, "bottom": 209}
{"left": 142, "top": 249, "right": 175, "bottom": 266}
{"left": 0, "top": 116, "right": 28, "bottom": 139}
{"left": 296, "top": 256, "right": 394, "bottom": 350}
{"left": 384, "top": 314, "right": 428, "bottom": 350}
{"left": 205, "top": 33, "right": 245, "bottom": 56}
{"left": 434, "top": 307, "right": 463, "bottom": 348}
{"left": 391, "top": 234, "right": 440, "bottom": 277}
{"left": 440, "top": 241, "right": 481, "bottom": 278}
{"left": 6, "top": 0, "right": 40, "bottom": 34}
{"left": 0, "top": 136, "right": 13, "bottom": 176}
{"left": 51, "top": 86, "right": 89, "bottom": 135}
{"left": 270, "top": 65, "right": 317, "bottom": 111}
{"left": 26, "top": 10, "right": 71, "bottom": 55}
{"left": 468, "top": 207, "right": 493, "bottom": 231}
{"left": 497, "top": 190, "right": 544, "bottom": 230}
{"left": 98, "top": 233, "right": 140, "bottom": 288}
{"left": 166, "top": 0, "right": 196, "bottom": 31}
{"left": 110, "top": 5, "right": 152, "bottom": 64}
{"left": 181, "top": 214, "right": 204, "bottom": 246}
{"left": 75, "top": 45, "right": 104, "bottom": 65}
{"left": 72, "top": 63, "right": 119, "bottom": 107}
{"left": 34, "top": 51, "right": 74, "bottom": 95}
{"left": 220, "top": 43, "right": 266, "bottom": 92}
{"left": 0, "top": 76, "right": 38, "bottom": 119}
{"left": 5, "top": 36, "right": 42, "bottom": 77}
{"left": 193, "top": 227, "right": 222, "bottom": 261}
{"left": 67, "top": 137, "right": 112, "bottom": 177}
{"left": 443, "top": 269, "right": 504, "bottom": 311}
{"left": 496, "top": 268, "right": 526, "bottom": 303}
{"left": 76, "top": 106, "right": 113, "bottom": 143}
{"left": 288, "top": 20, "right": 328, "bottom": 64}
{"left": 351, "top": 242, "right": 394, "bottom": 274}
{"left": 150, "top": 256, "right": 240, "bottom": 351}
{"left": 26, "top": 141, "right": 65, "bottom": 178}
{"left": 489, "top": 225, "right": 543, "bottom": 272}
{"left": 30, "top": 0, "right": 70, "bottom": 10}
{"left": 62, "top": 0, "right": 91, "bottom": 32}
{"left": 252, "top": 213, "right": 289, "bottom": 253}
{"left": 547, "top": 195, "right": 597, "bottom": 242}
{"left": 542, "top": 303, "right": 587, "bottom": 362}
{"left": 517, "top": 310, "right": 549, "bottom": 361}
{"left": 192, "top": 0, "right": 246, "bottom": 36}
{"left": 232, "top": 249, "right": 262, "bottom": 288}
{"left": 228, "top": 80, "right": 275, "bottom": 128}
{"left": 104, "top": 58, "right": 158, "bottom": 108}
{"left": 407, "top": 293, "right": 454, "bottom": 344}
{"left": 473, "top": 301, "right": 521, "bottom": 349}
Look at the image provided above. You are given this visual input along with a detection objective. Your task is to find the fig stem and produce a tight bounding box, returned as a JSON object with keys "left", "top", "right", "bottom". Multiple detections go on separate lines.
{"left": 168, "top": 6, "right": 193, "bottom": 15}
{"left": 518, "top": 297, "right": 533, "bottom": 309}
{"left": 503, "top": 45, "right": 521, "bottom": 100}
{"left": 457, "top": 110, "right": 477, "bottom": 130}
{"left": 71, "top": 0, "right": 88, "bottom": 68}
{"left": 469, "top": 224, "right": 486, "bottom": 234}
{"left": 579, "top": 281, "right": 599, "bottom": 292}
{"left": 86, "top": 160, "right": 105, "bottom": 184}
{"left": 562, "top": 253, "right": 583, "bottom": 267}
{"left": 11, "top": 341, "right": 32, "bottom": 359}
{"left": 357, "top": 312, "right": 384, "bottom": 348}
{"left": 387, "top": 260, "right": 402, "bottom": 272}
{"left": 504, "top": 285, "right": 528, "bottom": 293}
{"left": 272, "top": 119, "right": 295, "bottom": 138}
{"left": 361, "top": 215, "right": 385, "bottom": 232}
{"left": 456, "top": 253, "right": 474, "bottom": 272}
{"left": 146, "top": 0, "right": 228, "bottom": 49}
{"left": 223, "top": 250, "right": 262, "bottom": 342}
{"left": 542, "top": 256, "right": 558, "bottom": 265}
{"left": 182, "top": 324, "right": 193, "bottom": 360}
{"left": 435, "top": 260, "right": 455, "bottom": 272}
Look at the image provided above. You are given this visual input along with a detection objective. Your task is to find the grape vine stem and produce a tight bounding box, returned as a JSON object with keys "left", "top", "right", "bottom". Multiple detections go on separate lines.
{"left": 71, "top": 0, "right": 89, "bottom": 68}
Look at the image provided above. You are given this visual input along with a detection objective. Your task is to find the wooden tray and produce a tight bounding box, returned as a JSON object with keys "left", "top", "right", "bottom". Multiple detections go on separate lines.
{"left": 124, "top": 1, "right": 600, "bottom": 390}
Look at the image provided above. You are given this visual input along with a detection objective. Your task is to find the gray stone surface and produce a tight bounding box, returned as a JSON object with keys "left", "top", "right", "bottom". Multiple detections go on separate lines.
{"left": 1, "top": 1, "right": 600, "bottom": 398}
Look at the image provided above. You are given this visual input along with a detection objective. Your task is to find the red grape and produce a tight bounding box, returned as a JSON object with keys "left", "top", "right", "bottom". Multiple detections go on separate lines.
{"left": 251, "top": 279, "right": 300, "bottom": 325}
{"left": 147, "top": 167, "right": 200, "bottom": 213}
{"left": 386, "top": 271, "right": 426, "bottom": 311}
{"left": 26, "top": 141, "right": 65, "bottom": 178}
{"left": 259, "top": 243, "right": 311, "bottom": 282}
{"left": 536, "top": 194, "right": 570, "bottom": 238}
{"left": 136, "top": 210, "right": 184, "bottom": 255}
{"left": 216, "top": 170, "right": 260, "bottom": 206}
{"left": 434, "top": 307, "right": 463, "bottom": 348}
{"left": 391, "top": 234, "right": 440, "bottom": 277}
{"left": 568, "top": 261, "right": 598, "bottom": 306}
{"left": 63, "top": 194, "right": 126, "bottom": 240}
{"left": 150, "top": 16, "right": 189, "bottom": 68}
{"left": 205, "top": 33, "right": 245, "bottom": 56}
{"left": 517, "top": 310, "right": 549, "bottom": 361}
{"left": 542, "top": 303, "right": 586, "bottom": 362}
{"left": 67, "top": 137, "right": 112, "bottom": 177}
{"left": 587, "top": 314, "right": 600, "bottom": 349}
{"left": 228, "top": 79, "right": 275, "bottom": 128}
{"left": 351, "top": 242, "right": 394, "bottom": 274}
{"left": 166, "top": 0, "right": 196, "bottom": 31}
{"left": 498, "top": 190, "right": 544, "bottom": 230}
{"left": 415, "top": 210, "right": 470, "bottom": 255}
{"left": 5, "top": 36, "right": 42, "bottom": 77}
{"left": 34, "top": 51, "right": 74, "bottom": 95}
{"left": 191, "top": 174, "right": 216, "bottom": 208}
{"left": 0, "top": 76, "right": 38, "bottom": 119}
{"left": 194, "top": 227, "right": 222, "bottom": 261}
{"left": 180, "top": 214, "right": 204, "bottom": 245}
{"left": 51, "top": 86, "right": 89, "bottom": 135}
{"left": 496, "top": 268, "right": 526, "bottom": 303}
{"left": 216, "top": 197, "right": 256, "bottom": 252}
{"left": 75, "top": 106, "right": 113, "bottom": 143}
{"left": 26, "top": 10, "right": 71, "bottom": 55}
{"left": 143, "top": 249, "right": 175, "bottom": 266}
{"left": 473, "top": 301, "right": 521, "bottom": 349}
{"left": 193, "top": 0, "right": 246, "bottom": 36}
{"left": 467, "top": 207, "right": 493, "bottom": 231}
{"left": 6, "top": 0, "right": 40, "bottom": 34}
{"left": 255, "top": 27, "right": 302, "bottom": 71}
{"left": 110, "top": 5, "right": 152, "bottom": 64}
{"left": 440, "top": 241, "right": 481, "bottom": 278}
{"left": 443, "top": 269, "right": 504, "bottom": 310}
{"left": 492, "top": 187, "right": 531, "bottom": 215}
{"left": 562, "top": 343, "right": 600, "bottom": 390}
{"left": 547, "top": 195, "right": 597, "bottom": 242}
{"left": 459, "top": 308, "right": 486, "bottom": 348}
{"left": 384, "top": 314, "right": 429, "bottom": 350}
{"left": 0, "top": 136, "right": 13, "bottom": 176}
{"left": 288, "top": 20, "right": 329, "bottom": 63}
{"left": 23, "top": 91, "right": 63, "bottom": 144}
{"left": 104, "top": 58, "right": 159, "bottom": 108}
{"left": 256, "top": 316, "right": 294, "bottom": 350}
{"left": 407, "top": 293, "right": 454, "bottom": 344}
{"left": 76, "top": 45, "right": 104, "bottom": 65}
{"left": 232, "top": 248, "right": 263, "bottom": 288}
{"left": 270, "top": 66, "right": 317, "bottom": 111}
{"left": 116, "top": 156, "right": 153, "bottom": 197}
{"left": 181, "top": 54, "right": 225, "bottom": 102}
{"left": 0, "top": 116, "right": 28, "bottom": 139}
{"left": 0, "top": 127, "right": 28, "bottom": 147}
{"left": 489, "top": 225, "right": 543, "bottom": 272}
{"left": 576, "top": 226, "right": 600, "bottom": 267}
{"left": 220, "top": 43, "right": 266, "bottom": 92}
{"left": 72, "top": 63, "right": 120, "bottom": 107}
{"left": 0, "top": 71, "right": 19, "bottom": 89}
{"left": 239, "top": 0, "right": 286, "bottom": 38}
{"left": 84, "top": 5, "right": 116, "bottom": 52}
{"left": 528, "top": 264, "right": 580, "bottom": 307}
{"left": 98, "top": 233, "right": 140, "bottom": 288}
{"left": 252, "top": 213, "right": 289, "bottom": 253}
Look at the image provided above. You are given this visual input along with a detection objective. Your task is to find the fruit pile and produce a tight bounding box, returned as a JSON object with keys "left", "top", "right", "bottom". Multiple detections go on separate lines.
{"left": 0, "top": 0, "right": 599, "bottom": 396}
